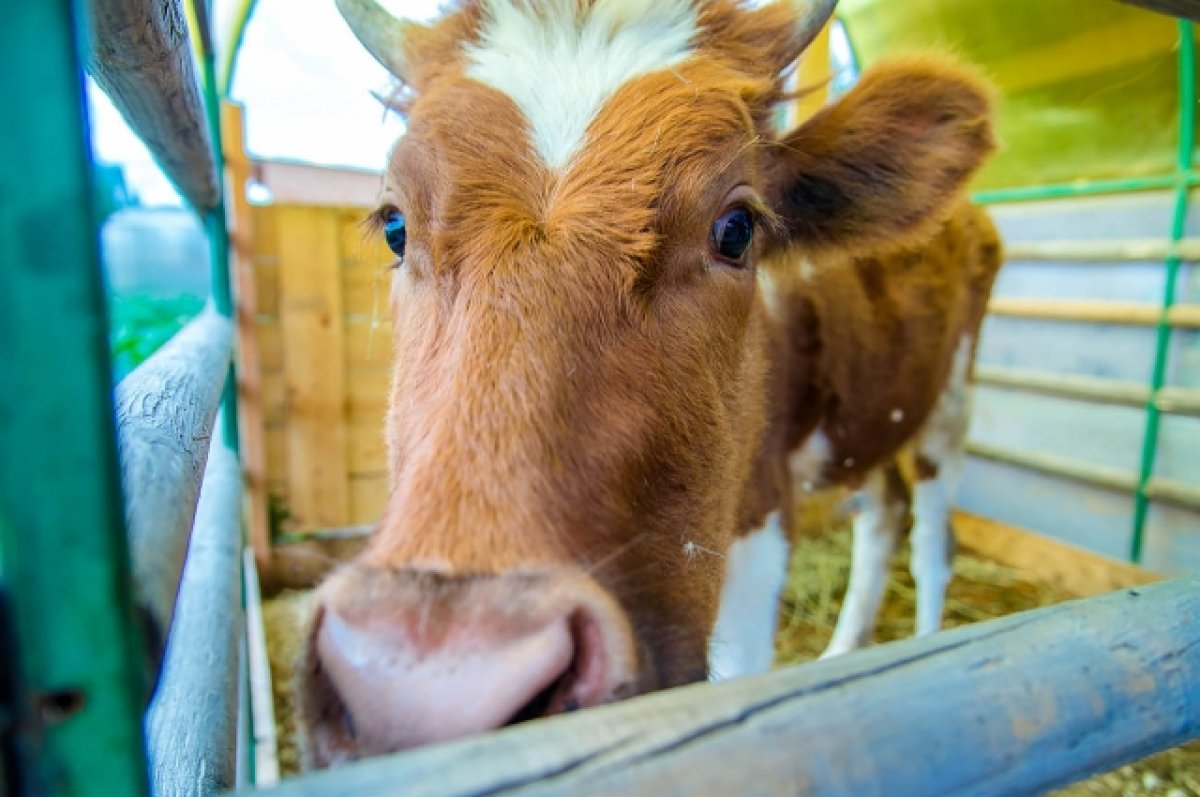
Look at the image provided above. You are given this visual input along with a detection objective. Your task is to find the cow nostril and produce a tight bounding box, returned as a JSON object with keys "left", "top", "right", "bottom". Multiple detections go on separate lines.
{"left": 506, "top": 669, "right": 569, "bottom": 726}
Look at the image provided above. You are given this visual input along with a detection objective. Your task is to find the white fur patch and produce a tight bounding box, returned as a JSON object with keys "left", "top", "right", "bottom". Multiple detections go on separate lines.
{"left": 708, "top": 511, "right": 790, "bottom": 681}
{"left": 788, "top": 427, "right": 832, "bottom": 492}
{"left": 464, "top": 0, "right": 697, "bottom": 168}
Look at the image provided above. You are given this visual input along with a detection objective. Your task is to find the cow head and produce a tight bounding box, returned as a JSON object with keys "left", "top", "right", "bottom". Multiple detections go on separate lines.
{"left": 299, "top": 0, "right": 993, "bottom": 766}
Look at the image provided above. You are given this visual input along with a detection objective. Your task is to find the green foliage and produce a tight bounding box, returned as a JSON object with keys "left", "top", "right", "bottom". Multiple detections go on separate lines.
{"left": 108, "top": 294, "right": 204, "bottom": 380}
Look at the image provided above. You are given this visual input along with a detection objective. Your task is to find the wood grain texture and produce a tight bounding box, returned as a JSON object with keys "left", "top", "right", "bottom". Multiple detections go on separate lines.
{"left": 146, "top": 430, "right": 241, "bottom": 796}
{"left": 1118, "top": 0, "right": 1200, "bottom": 21}
{"left": 81, "top": 0, "right": 218, "bottom": 210}
{"left": 223, "top": 101, "right": 272, "bottom": 570}
{"left": 987, "top": 297, "right": 1200, "bottom": 328}
{"left": 953, "top": 510, "right": 1159, "bottom": 596}
{"left": 115, "top": 306, "right": 232, "bottom": 671}
{"left": 277, "top": 206, "right": 350, "bottom": 528}
{"left": 236, "top": 576, "right": 1200, "bottom": 797}
{"left": 243, "top": 548, "right": 281, "bottom": 787}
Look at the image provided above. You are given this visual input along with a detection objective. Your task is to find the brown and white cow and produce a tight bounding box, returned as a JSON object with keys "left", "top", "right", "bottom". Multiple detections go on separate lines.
{"left": 299, "top": 0, "right": 1000, "bottom": 766}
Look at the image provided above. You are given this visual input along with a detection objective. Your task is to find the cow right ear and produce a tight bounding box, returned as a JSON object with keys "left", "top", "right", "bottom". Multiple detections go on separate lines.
{"left": 764, "top": 56, "right": 996, "bottom": 257}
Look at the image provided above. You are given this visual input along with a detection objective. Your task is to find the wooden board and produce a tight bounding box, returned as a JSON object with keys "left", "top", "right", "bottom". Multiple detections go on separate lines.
{"left": 277, "top": 206, "right": 350, "bottom": 529}
{"left": 236, "top": 576, "right": 1200, "bottom": 797}
{"left": 953, "top": 510, "right": 1158, "bottom": 597}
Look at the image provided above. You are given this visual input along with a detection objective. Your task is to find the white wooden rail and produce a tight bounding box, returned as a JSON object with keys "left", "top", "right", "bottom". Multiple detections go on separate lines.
{"left": 115, "top": 305, "right": 233, "bottom": 676}
{"left": 81, "top": 0, "right": 219, "bottom": 210}
{"left": 147, "top": 426, "right": 243, "bottom": 796}
{"left": 233, "top": 577, "right": 1200, "bottom": 797}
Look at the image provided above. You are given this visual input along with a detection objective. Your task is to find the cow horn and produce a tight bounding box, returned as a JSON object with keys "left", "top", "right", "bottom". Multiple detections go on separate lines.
{"left": 335, "top": 0, "right": 421, "bottom": 81}
{"left": 789, "top": 0, "right": 839, "bottom": 53}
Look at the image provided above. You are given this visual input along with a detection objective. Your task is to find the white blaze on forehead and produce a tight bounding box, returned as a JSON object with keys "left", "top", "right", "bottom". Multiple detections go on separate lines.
{"left": 464, "top": 0, "right": 698, "bottom": 168}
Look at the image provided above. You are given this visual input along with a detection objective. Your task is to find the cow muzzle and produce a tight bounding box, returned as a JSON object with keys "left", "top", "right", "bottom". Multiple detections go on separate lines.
{"left": 297, "top": 563, "right": 641, "bottom": 767}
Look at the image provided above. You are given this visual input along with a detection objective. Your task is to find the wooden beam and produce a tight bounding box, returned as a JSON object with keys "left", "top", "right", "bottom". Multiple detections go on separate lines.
{"left": 236, "top": 577, "right": 1200, "bottom": 797}
{"left": 242, "top": 548, "right": 281, "bottom": 787}
{"left": 952, "top": 511, "right": 1159, "bottom": 596}
{"left": 974, "top": 364, "right": 1200, "bottom": 418}
{"left": 1003, "top": 237, "right": 1200, "bottom": 262}
{"left": 1118, "top": 0, "right": 1200, "bottom": 22}
{"left": 145, "top": 429, "right": 241, "bottom": 796}
{"left": 987, "top": 297, "right": 1200, "bottom": 328}
{"left": 223, "top": 101, "right": 272, "bottom": 572}
{"left": 966, "top": 439, "right": 1200, "bottom": 511}
{"left": 254, "top": 160, "right": 382, "bottom": 207}
{"left": 115, "top": 306, "right": 233, "bottom": 675}
{"left": 81, "top": 0, "right": 219, "bottom": 210}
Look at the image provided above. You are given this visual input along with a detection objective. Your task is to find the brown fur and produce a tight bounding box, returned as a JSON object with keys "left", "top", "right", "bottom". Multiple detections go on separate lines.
{"left": 300, "top": 0, "right": 1000, "bottom": 766}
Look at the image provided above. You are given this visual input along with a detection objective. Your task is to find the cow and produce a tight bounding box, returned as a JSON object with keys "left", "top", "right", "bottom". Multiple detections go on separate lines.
{"left": 298, "top": 0, "right": 1001, "bottom": 767}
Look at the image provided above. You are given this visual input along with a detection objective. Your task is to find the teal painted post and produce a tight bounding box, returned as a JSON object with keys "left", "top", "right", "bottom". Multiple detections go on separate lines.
{"left": 196, "top": 0, "right": 240, "bottom": 452}
{"left": 0, "top": 2, "right": 149, "bottom": 796}
{"left": 1130, "top": 20, "right": 1196, "bottom": 563}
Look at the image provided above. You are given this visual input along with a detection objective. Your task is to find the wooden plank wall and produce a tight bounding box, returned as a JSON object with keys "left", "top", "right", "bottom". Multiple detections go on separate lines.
{"left": 252, "top": 202, "right": 393, "bottom": 534}
{"left": 962, "top": 189, "right": 1200, "bottom": 575}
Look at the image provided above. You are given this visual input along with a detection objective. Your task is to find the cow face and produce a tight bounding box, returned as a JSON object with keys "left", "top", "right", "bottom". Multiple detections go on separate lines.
{"left": 298, "top": 0, "right": 993, "bottom": 767}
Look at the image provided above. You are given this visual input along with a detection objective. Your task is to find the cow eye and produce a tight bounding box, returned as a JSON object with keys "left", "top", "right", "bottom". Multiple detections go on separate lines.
{"left": 383, "top": 210, "right": 407, "bottom": 258}
{"left": 711, "top": 207, "right": 754, "bottom": 263}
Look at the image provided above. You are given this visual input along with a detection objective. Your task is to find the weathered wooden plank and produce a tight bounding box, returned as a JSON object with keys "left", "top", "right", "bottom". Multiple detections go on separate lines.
{"left": 223, "top": 101, "right": 272, "bottom": 571}
{"left": 1119, "top": 0, "right": 1200, "bottom": 21}
{"left": 234, "top": 576, "right": 1200, "bottom": 797}
{"left": 277, "top": 206, "right": 350, "bottom": 528}
{"left": 952, "top": 510, "right": 1159, "bottom": 596}
{"left": 146, "top": 429, "right": 241, "bottom": 796}
{"left": 242, "top": 548, "right": 281, "bottom": 787}
{"left": 966, "top": 438, "right": 1200, "bottom": 511}
{"left": 1003, "top": 237, "right": 1200, "bottom": 262}
{"left": 975, "top": 364, "right": 1200, "bottom": 418}
{"left": 115, "top": 306, "right": 232, "bottom": 672}
{"left": 987, "top": 297, "right": 1200, "bottom": 328}
{"left": 81, "top": 0, "right": 218, "bottom": 210}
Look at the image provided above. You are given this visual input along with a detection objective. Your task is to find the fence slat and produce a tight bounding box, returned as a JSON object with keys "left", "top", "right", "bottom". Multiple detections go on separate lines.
{"left": 146, "top": 428, "right": 242, "bottom": 796}
{"left": 278, "top": 206, "right": 350, "bottom": 528}
{"left": 236, "top": 577, "right": 1200, "bottom": 797}
{"left": 81, "top": 0, "right": 219, "bottom": 210}
{"left": 116, "top": 306, "right": 233, "bottom": 672}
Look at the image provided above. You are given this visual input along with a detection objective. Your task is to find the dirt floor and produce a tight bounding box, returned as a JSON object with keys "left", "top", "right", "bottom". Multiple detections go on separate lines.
{"left": 262, "top": 530, "right": 1199, "bottom": 793}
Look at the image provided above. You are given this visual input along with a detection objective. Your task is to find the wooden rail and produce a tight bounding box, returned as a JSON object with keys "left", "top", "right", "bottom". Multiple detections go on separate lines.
{"left": 987, "top": 298, "right": 1200, "bottom": 328}
{"left": 115, "top": 306, "right": 233, "bottom": 675}
{"left": 966, "top": 439, "right": 1200, "bottom": 510}
{"left": 974, "top": 365, "right": 1200, "bottom": 417}
{"left": 1003, "top": 237, "right": 1200, "bottom": 261}
{"left": 81, "top": 0, "right": 219, "bottom": 210}
{"left": 146, "top": 429, "right": 242, "bottom": 796}
{"left": 231, "top": 577, "right": 1200, "bottom": 797}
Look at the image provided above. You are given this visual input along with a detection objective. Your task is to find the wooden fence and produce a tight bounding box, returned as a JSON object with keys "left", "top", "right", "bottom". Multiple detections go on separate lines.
{"left": 246, "top": 181, "right": 393, "bottom": 535}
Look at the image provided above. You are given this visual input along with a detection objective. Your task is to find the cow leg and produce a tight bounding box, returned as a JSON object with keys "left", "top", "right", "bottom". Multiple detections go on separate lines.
{"left": 910, "top": 333, "right": 973, "bottom": 637}
{"left": 910, "top": 471, "right": 957, "bottom": 636}
{"left": 822, "top": 467, "right": 908, "bottom": 658}
{"left": 708, "top": 509, "right": 790, "bottom": 681}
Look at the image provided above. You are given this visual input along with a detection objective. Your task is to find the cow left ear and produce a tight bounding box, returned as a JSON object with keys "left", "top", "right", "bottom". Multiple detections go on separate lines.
{"left": 764, "top": 57, "right": 997, "bottom": 256}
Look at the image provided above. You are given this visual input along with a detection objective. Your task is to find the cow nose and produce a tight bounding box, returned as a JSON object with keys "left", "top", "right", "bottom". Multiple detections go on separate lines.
{"left": 300, "top": 567, "right": 639, "bottom": 766}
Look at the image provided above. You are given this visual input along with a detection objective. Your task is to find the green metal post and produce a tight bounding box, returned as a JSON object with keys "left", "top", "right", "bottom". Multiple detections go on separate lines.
{"left": 1130, "top": 21, "right": 1195, "bottom": 564}
{"left": 196, "top": 0, "right": 240, "bottom": 452}
{"left": 0, "top": 2, "right": 149, "bottom": 795}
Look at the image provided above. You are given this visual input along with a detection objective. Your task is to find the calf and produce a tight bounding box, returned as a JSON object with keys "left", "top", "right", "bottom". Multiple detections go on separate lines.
{"left": 300, "top": 0, "right": 999, "bottom": 766}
